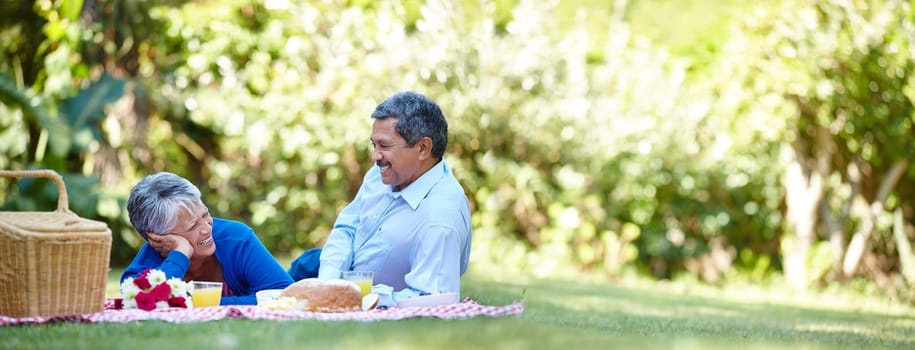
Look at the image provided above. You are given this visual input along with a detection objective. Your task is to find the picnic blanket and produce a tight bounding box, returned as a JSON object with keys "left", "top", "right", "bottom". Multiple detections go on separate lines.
{"left": 0, "top": 297, "right": 523, "bottom": 326}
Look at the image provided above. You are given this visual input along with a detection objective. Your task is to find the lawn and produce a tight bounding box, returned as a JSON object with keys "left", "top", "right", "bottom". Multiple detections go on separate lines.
{"left": 2, "top": 266, "right": 912, "bottom": 350}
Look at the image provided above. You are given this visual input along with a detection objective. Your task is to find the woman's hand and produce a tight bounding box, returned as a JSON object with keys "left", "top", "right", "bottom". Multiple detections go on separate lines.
{"left": 147, "top": 233, "right": 194, "bottom": 258}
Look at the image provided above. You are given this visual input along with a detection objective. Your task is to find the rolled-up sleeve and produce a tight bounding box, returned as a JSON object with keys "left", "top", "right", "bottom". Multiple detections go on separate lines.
{"left": 318, "top": 198, "right": 361, "bottom": 279}
{"left": 318, "top": 227, "right": 355, "bottom": 279}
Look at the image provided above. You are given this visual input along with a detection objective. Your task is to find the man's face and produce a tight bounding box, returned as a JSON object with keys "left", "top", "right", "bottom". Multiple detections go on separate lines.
{"left": 371, "top": 118, "right": 423, "bottom": 191}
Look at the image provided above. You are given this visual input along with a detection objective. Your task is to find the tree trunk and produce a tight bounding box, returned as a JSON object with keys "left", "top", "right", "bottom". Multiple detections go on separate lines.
{"left": 892, "top": 208, "right": 915, "bottom": 286}
{"left": 819, "top": 199, "right": 845, "bottom": 277}
{"left": 782, "top": 148, "right": 824, "bottom": 290}
{"left": 841, "top": 160, "right": 908, "bottom": 278}
{"left": 821, "top": 162, "right": 863, "bottom": 279}
{"left": 781, "top": 125, "right": 835, "bottom": 290}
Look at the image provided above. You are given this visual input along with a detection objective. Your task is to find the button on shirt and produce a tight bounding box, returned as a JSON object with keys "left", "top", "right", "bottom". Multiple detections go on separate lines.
{"left": 318, "top": 160, "right": 472, "bottom": 296}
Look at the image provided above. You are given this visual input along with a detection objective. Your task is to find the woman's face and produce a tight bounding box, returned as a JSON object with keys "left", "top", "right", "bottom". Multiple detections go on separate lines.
{"left": 169, "top": 200, "right": 215, "bottom": 259}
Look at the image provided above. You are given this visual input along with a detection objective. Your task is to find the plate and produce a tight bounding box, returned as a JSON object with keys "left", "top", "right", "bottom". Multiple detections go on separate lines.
{"left": 256, "top": 289, "right": 284, "bottom": 304}
{"left": 395, "top": 292, "right": 459, "bottom": 308}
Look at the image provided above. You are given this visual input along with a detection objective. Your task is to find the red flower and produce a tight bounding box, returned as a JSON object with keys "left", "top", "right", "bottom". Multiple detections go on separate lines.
{"left": 135, "top": 291, "right": 157, "bottom": 311}
{"left": 134, "top": 275, "right": 151, "bottom": 290}
{"left": 167, "top": 296, "right": 187, "bottom": 308}
{"left": 121, "top": 269, "right": 193, "bottom": 311}
{"left": 151, "top": 282, "right": 172, "bottom": 301}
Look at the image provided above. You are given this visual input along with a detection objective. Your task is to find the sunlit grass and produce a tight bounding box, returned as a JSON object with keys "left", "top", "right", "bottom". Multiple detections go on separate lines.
{"left": 8, "top": 263, "right": 914, "bottom": 350}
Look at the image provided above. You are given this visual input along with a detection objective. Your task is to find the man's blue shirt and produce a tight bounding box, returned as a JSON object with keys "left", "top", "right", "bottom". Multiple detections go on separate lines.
{"left": 318, "top": 160, "right": 472, "bottom": 296}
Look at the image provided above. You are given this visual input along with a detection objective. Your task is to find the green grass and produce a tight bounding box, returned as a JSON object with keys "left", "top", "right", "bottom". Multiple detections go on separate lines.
{"left": 3, "top": 267, "right": 913, "bottom": 350}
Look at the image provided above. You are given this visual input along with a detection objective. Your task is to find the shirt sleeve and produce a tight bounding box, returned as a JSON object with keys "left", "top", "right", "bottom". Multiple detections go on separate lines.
{"left": 402, "top": 224, "right": 463, "bottom": 295}
{"left": 318, "top": 197, "right": 361, "bottom": 279}
{"left": 120, "top": 245, "right": 190, "bottom": 282}
{"left": 221, "top": 231, "right": 294, "bottom": 305}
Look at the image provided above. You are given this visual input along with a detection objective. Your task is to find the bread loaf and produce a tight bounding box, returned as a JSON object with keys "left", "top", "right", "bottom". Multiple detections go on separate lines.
{"left": 279, "top": 278, "right": 362, "bottom": 312}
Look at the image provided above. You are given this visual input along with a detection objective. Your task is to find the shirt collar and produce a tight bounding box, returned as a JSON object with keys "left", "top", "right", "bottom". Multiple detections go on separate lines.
{"left": 391, "top": 160, "right": 446, "bottom": 210}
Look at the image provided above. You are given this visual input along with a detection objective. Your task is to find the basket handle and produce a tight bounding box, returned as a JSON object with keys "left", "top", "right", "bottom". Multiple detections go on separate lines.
{"left": 0, "top": 169, "right": 69, "bottom": 212}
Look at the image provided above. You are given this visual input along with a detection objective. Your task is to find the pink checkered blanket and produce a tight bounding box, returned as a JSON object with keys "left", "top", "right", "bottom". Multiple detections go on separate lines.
{"left": 1, "top": 298, "right": 523, "bottom": 326}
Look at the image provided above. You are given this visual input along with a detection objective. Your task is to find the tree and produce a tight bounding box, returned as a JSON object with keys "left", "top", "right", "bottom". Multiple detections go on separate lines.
{"left": 720, "top": 0, "right": 915, "bottom": 290}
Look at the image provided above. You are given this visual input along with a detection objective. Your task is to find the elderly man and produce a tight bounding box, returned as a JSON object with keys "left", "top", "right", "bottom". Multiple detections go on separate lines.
{"left": 289, "top": 91, "right": 472, "bottom": 304}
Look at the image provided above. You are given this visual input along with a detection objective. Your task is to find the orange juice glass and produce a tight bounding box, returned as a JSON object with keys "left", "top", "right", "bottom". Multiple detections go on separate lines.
{"left": 342, "top": 271, "right": 373, "bottom": 297}
{"left": 191, "top": 281, "right": 223, "bottom": 307}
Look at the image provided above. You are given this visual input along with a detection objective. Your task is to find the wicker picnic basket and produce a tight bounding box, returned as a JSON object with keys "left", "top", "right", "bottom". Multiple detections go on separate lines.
{"left": 0, "top": 170, "right": 112, "bottom": 318}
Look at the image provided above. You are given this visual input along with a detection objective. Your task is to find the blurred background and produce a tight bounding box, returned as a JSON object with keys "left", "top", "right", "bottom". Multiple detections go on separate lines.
{"left": 1, "top": 0, "right": 913, "bottom": 303}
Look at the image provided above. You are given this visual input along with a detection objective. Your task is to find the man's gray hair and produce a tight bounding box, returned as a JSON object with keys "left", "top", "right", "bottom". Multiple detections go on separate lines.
{"left": 127, "top": 172, "right": 202, "bottom": 240}
{"left": 370, "top": 91, "right": 448, "bottom": 159}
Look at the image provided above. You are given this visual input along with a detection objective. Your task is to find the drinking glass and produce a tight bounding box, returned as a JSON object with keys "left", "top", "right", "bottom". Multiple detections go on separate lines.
{"left": 342, "top": 271, "right": 373, "bottom": 297}
{"left": 191, "top": 281, "right": 223, "bottom": 307}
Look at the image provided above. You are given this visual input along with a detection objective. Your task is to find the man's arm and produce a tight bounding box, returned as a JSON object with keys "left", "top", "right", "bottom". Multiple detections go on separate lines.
{"left": 318, "top": 199, "right": 362, "bottom": 279}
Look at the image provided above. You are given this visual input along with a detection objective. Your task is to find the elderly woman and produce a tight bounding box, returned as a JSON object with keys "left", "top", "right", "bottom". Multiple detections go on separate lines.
{"left": 120, "top": 172, "right": 292, "bottom": 305}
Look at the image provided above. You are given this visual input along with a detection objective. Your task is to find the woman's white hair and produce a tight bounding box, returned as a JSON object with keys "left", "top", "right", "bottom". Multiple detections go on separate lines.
{"left": 126, "top": 172, "right": 202, "bottom": 240}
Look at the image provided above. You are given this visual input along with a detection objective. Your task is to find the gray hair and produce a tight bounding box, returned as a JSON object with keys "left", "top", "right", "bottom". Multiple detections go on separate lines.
{"left": 370, "top": 91, "right": 448, "bottom": 159}
{"left": 127, "top": 172, "right": 202, "bottom": 240}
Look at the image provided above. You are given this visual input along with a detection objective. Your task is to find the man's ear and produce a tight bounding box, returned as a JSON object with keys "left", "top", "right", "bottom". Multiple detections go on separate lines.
{"left": 417, "top": 137, "right": 433, "bottom": 160}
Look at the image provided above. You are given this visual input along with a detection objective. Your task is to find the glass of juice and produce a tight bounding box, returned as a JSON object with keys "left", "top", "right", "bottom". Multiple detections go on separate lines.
{"left": 191, "top": 281, "right": 223, "bottom": 307}
{"left": 342, "top": 271, "right": 373, "bottom": 297}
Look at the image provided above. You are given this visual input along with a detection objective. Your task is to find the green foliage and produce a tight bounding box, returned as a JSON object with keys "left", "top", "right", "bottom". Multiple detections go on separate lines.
{"left": 60, "top": 73, "right": 125, "bottom": 152}
{"left": 0, "top": 0, "right": 133, "bottom": 259}
{"left": 2, "top": 0, "right": 914, "bottom": 300}
{"left": 0, "top": 73, "right": 71, "bottom": 158}
{"left": 712, "top": 0, "right": 915, "bottom": 288}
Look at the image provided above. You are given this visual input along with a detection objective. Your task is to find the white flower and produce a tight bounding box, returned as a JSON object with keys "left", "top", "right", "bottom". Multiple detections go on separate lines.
{"left": 123, "top": 299, "right": 137, "bottom": 309}
{"left": 166, "top": 277, "right": 189, "bottom": 297}
{"left": 155, "top": 301, "right": 169, "bottom": 309}
{"left": 121, "top": 278, "right": 140, "bottom": 296}
{"left": 122, "top": 288, "right": 139, "bottom": 301}
{"left": 147, "top": 270, "right": 167, "bottom": 286}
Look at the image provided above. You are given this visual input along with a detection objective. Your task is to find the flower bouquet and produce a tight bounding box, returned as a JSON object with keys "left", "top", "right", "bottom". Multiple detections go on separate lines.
{"left": 120, "top": 269, "right": 193, "bottom": 311}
